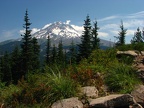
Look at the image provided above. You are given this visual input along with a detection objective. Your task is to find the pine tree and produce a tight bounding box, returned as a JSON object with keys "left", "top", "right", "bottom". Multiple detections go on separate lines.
{"left": 46, "top": 34, "right": 51, "bottom": 65}
{"left": 0, "top": 52, "right": 12, "bottom": 84}
{"left": 21, "top": 9, "right": 33, "bottom": 79}
{"left": 115, "top": 20, "right": 127, "bottom": 46}
{"left": 78, "top": 15, "right": 92, "bottom": 60}
{"left": 31, "top": 37, "right": 40, "bottom": 71}
{"left": 11, "top": 46, "right": 21, "bottom": 84}
{"left": 69, "top": 40, "right": 77, "bottom": 64}
{"left": 131, "top": 27, "right": 143, "bottom": 44}
{"left": 51, "top": 44, "right": 57, "bottom": 64}
{"left": 92, "top": 20, "right": 100, "bottom": 49}
{"left": 57, "top": 39, "right": 64, "bottom": 64}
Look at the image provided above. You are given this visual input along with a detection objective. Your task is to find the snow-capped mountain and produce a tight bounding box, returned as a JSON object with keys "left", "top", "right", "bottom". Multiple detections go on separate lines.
{"left": 33, "top": 21, "right": 81, "bottom": 39}
{"left": 32, "top": 21, "right": 114, "bottom": 46}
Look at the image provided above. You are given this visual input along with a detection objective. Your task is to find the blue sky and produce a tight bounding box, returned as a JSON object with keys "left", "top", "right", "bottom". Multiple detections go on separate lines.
{"left": 1, "top": 0, "right": 144, "bottom": 43}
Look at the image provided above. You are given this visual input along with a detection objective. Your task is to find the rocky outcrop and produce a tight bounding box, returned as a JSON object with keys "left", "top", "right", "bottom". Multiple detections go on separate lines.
{"left": 117, "top": 50, "right": 144, "bottom": 80}
{"left": 88, "top": 94, "right": 136, "bottom": 108}
{"left": 131, "top": 85, "right": 144, "bottom": 107}
{"left": 51, "top": 97, "right": 83, "bottom": 108}
{"left": 117, "top": 50, "right": 139, "bottom": 56}
{"left": 51, "top": 86, "right": 144, "bottom": 108}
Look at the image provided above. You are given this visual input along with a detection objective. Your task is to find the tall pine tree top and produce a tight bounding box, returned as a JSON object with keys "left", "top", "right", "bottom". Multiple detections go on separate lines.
{"left": 92, "top": 20, "right": 100, "bottom": 49}
{"left": 21, "top": 9, "right": 32, "bottom": 54}
{"left": 131, "top": 27, "right": 143, "bottom": 44}
{"left": 21, "top": 9, "right": 33, "bottom": 78}
{"left": 115, "top": 20, "right": 127, "bottom": 46}
{"left": 46, "top": 34, "right": 51, "bottom": 65}
{"left": 78, "top": 15, "right": 92, "bottom": 60}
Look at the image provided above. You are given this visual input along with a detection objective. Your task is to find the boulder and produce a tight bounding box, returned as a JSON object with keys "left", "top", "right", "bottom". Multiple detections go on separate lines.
{"left": 89, "top": 94, "right": 136, "bottom": 108}
{"left": 51, "top": 97, "right": 83, "bottom": 108}
{"left": 117, "top": 50, "right": 138, "bottom": 56}
{"left": 131, "top": 85, "right": 144, "bottom": 107}
{"left": 81, "top": 86, "right": 98, "bottom": 98}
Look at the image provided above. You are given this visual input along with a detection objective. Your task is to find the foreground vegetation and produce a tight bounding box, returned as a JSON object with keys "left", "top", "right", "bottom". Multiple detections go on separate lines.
{"left": 0, "top": 47, "right": 142, "bottom": 107}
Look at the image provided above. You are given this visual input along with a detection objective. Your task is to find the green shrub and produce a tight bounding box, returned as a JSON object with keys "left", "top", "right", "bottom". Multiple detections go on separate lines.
{"left": 116, "top": 43, "right": 144, "bottom": 51}
{"left": 0, "top": 84, "right": 22, "bottom": 105}
{"left": 105, "top": 63, "right": 141, "bottom": 93}
{"left": 0, "top": 73, "right": 50, "bottom": 107}
{"left": 116, "top": 44, "right": 133, "bottom": 51}
{"left": 88, "top": 49, "right": 118, "bottom": 70}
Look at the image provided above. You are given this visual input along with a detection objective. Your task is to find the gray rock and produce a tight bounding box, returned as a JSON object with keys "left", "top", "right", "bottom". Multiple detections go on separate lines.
{"left": 117, "top": 50, "right": 138, "bottom": 56}
{"left": 131, "top": 85, "right": 144, "bottom": 106}
{"left": 51, "top": 97, "right": 83, "bottom": 108}
{"left": 89, "top": 94, "right": 136, "bottom": 108}
{"left": 81, "top": 86, "right": 98, "bottom": 98}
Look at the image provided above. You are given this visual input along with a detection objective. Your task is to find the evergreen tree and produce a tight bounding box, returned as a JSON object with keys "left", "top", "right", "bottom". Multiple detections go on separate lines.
{"left": 11, "top": 46, "right": 21, "bottom": 84}
{"left": 131, "top": 27, "right": 143, "bottom": 43}
{"left": 57, "top": 39, "right": 64, "bottom": 64}
{"left": 51, "top": 44, "right": 57, "bottom": 64}
{"left": 21, "top": 9, "right": 33, "bottom": 79}
{"left": 78, "top": 15, "right": 92, "bottom": 60}
{"left": 31, "top": 37, "right": 40, "bottom": 71}
{"left": 115, "top": 20, "right": 127, "bottom": 46}
{"left": 46, "top": 34, "right": 51, "bottom": 65}
{"left": 92, "top": 20, "right": 100, "bottom": 49}
{"left": 0, "top": 52, "right": 12, "bottom": 84}
{"left": 69, "top": 40, "right": 77, "bottom": 64}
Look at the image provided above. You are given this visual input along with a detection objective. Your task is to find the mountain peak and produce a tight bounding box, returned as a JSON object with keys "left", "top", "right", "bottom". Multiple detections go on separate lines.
{"left": 33, "top": 21, "right": 81, "bottom": 39}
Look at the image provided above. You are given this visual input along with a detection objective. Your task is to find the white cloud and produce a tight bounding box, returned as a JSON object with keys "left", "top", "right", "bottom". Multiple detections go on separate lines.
{"left": 101, "top": 24, "right": 118, "bottom": 30}
{"left": 20, "top": 28, "right": 40, "bottom": 35}
{"left": 110, "top": 30, "right": 118, "bottom": 35}
{"left": 65, "top": 20, "right": 71, "bottom": 24}
{"left": 123, "top": 20, "right": 144, "bottom": 28}
{"left": 2, "top": 30, "right": 17, "bottom": 38}
{"left": 19, "top": 29, "right": 25, "bottom": 34}
{"left": 98, "top": 32, "right": 109, "bottom": 37}
{"left": 98, "top": 15, "right": 119, "bottom": 22}
{"left": 126, "top": 30, "right": 135, "bottom": 36}
{"left": 126, "top": 11, "right": 144, "bottom": 19}
{"left": 0, "top": 29, "right": 19, "bottom": 41}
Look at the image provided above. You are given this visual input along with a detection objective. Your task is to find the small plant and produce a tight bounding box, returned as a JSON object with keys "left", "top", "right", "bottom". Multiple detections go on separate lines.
{"left": 105, "top": 63, "right": 141, "bottom": 93}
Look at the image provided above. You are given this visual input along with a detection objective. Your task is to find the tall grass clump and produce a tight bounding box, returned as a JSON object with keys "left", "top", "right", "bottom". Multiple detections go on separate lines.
{"left": 44, "top": 67, "right": 79, "bottom": 106}
{"left": 105, "top": 63, "right": 141, "bottom": 93}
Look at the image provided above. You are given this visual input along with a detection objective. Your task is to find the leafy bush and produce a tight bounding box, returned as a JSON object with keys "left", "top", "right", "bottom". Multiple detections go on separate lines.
{"left": 88, "top": 49, "right": 118, "bottom": 69}
{"left": 105, "top": 63, "right": 141, "bottom": 93}
{"left": 0, "top": 84, "right": 22, "bottom": 106}
{"left": 0, "top": 73, "right": 50, "bottom": 107}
